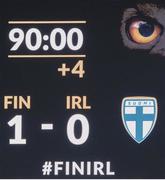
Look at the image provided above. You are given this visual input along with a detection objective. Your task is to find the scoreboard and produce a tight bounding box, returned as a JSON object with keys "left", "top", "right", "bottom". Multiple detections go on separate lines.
{"left": 0, "top": 0, "right": 165, "bottom": 179}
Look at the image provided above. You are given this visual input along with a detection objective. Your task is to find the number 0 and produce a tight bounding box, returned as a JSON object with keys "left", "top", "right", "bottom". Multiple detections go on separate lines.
{"left": 25, "top": 28, "right": 42, "bottom": 51}
{"left": 67, "top": 114, "right": 89, "bottom": 145}
{"left": 67, "top": 28, "right": 83, "bottom": 50}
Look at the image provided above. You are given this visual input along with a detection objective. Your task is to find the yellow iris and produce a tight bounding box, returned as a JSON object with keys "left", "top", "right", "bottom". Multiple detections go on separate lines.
{"left": 129, "top": 21, "right": 161, "bottom": 44}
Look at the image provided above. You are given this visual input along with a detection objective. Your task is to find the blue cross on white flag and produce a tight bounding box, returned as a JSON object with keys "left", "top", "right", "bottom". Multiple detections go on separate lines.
{"left": 121, "top": 97, "right": 158, "bottom": 143}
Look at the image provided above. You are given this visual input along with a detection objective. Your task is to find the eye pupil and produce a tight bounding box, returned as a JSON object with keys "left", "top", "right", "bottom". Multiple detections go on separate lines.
{"left": 128, "top": 19, "right": 161, "bottom": 44}
{"left": 139, "top": 23, "right": 154, "bottom": 37}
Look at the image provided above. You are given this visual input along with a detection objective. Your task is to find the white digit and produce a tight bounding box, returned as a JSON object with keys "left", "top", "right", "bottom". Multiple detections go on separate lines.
{"left": 25, "top": 28, "right": 42, "bottom": 51}
{"left": 8, "top": 115, "right": 26, "bottom": 145}
{"left": 50, "top": 28, "right": 66, "bottom": 50}
{"left": 67, "top": 114, "right": 89, "bottom": 145}
{"left": 67, "top": 28, "right": 83, "bottom": 50}
{"left": 9, "top": 28, "right": 24, "bottom": 51}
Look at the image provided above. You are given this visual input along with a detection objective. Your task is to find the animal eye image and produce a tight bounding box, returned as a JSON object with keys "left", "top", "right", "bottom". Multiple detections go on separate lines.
{"left": 121, "top": 1, "right": 165, "bottom": 56}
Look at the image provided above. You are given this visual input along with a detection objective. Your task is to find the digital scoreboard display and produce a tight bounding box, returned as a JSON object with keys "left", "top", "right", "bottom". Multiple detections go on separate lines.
{"left": 0, "top": 0, "right": 165, "bottom": 179}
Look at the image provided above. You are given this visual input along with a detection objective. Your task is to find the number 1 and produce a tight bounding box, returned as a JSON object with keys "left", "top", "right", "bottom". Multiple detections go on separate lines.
{"left": 8, "top": 115, "right": 26, "bottom": 145}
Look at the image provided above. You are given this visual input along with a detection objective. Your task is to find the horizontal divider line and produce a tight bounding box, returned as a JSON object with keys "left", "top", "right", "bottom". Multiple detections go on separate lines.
{"left": 8, "top": 21, "right": 87, "bottom": 24}
{"left": 1, "top": 179, "right": 165, "bottom": 180}
{"left": 8, "top": 55, "right": 86, "bottom": 58}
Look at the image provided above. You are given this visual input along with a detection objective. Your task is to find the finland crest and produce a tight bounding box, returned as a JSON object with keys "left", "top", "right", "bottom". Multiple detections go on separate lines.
{"left": 121, "top": 97, "right": 158, "bottom": 143}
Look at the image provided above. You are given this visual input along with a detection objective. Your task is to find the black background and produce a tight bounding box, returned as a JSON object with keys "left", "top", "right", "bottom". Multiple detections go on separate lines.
{"left": 0, "top": 0, "right": 164, "bottom": 178}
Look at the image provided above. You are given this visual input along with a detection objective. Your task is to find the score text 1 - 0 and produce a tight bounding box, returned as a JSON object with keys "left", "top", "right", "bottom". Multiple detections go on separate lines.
{"left": 3, "top": 95, "right": 91, "bottom": 146}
